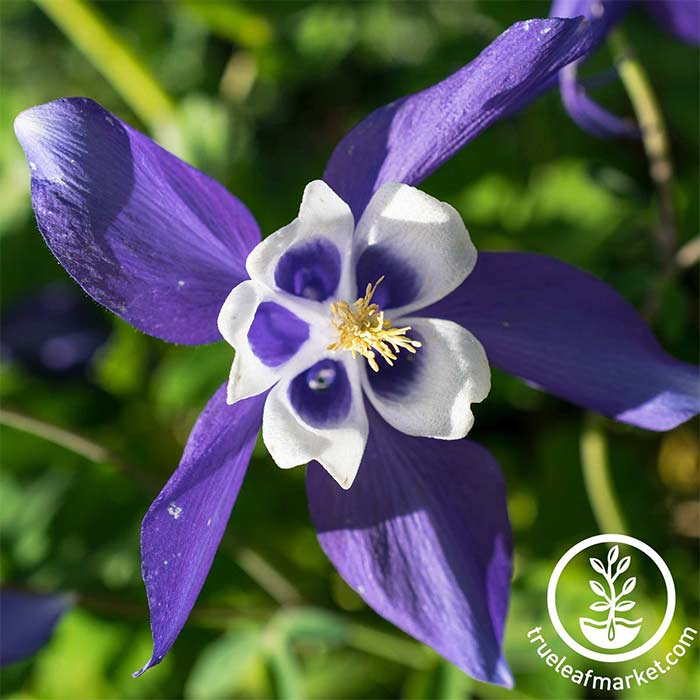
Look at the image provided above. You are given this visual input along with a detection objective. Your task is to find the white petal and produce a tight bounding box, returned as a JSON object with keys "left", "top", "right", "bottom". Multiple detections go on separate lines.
{"left": 246, "top": 180, "right": 355, "bottom": 299}
{"left": 262, "top": 360, "right": 368, "bottom": 489}
{"left": 354, "top": 182, "right": 476, "bottom": 315}
{"left": 363, "top": 317, "right": 490, "bottom": 439}
{"left": 217, "top": 281, "right": 325, "bottom": 404}
{"left": 217, "top": 281, "right": 279, "bottom": 403}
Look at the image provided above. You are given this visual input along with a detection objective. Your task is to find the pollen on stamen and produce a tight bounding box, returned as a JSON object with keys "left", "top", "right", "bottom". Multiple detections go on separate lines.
{"left": 327, "top": 276, "right": 422, "bottom": 372}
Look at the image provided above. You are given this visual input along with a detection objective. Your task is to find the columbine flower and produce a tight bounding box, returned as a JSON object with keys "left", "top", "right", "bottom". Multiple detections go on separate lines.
{"left": 14, "top": 17, "right": 698, "bottom": 687}
{"left": 218, "top": 180, "right": 490, "bottom": 489}
{"left": 550, "top": 0, "right": 700, "bottom": 136}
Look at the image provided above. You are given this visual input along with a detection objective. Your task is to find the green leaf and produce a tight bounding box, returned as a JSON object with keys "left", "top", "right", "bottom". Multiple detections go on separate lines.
{"left": 151, "top": 343, "right": 231, "bottom": 422}
{"left": 266, "top": 643, "right": 303, "bottom": 700}
{"left": 275, "top": 607, "right": 347, "bottom": 646}
{"left": 185, "top": 623, "right": 263, "bottom": 700}
{"left": 91, "top": 320, "right": 149, "bottom": 397}
{"left": 403, "top": 659, "right": 473, "bottom": 700}
{"left": 293, "top": 4, "right": 357, "bottom": 66}
{"left": 0, "top": 468, "right": 72, "bottom": 567}
{"left": 181, "top": 0, "right": 272, "bottom": 49}
{"left": 31, "top": 609, "right": 125, "bottom": 699}
{"left": 262, "top": 609, "right": 348, "bottom": 700}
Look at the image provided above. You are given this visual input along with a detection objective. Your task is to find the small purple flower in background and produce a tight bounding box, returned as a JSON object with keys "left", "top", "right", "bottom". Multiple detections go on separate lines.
{"left": 13, "top": 16, "right": 699, "bottom": 688}
{"left": 1, "top": 282, "right": 110, "bottom": 379}
{"left": 0, "top": 589, "right": 74, "bottom": 666}
{"left": 550, "top": 0, "right": 700, "bottom": 137}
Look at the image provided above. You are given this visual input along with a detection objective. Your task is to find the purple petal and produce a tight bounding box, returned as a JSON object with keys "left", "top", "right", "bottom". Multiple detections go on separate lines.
{"left": 14, "top": 98, "right": 260, "bottom": 344}
{"left": 323, "top": 18, "right": 595, "bottom": 219}
{"left": 551, "top": 0, "right": 639, "bottom": 138}
{"left": 0, "top": 589, "right": 74, "bottom": 666}
{"left": 135, "top": 387, "right": 265, "bottom": 676}
{"left": 274, "top": 237, "right": 342, "bottom": 302}
{"left": 307, "top": 408, "right": 513, "bottom": 686}
{"left": 289, "top": 359, "right": 352, "bottom": 428}
{"left": 421, "top": 252, "right": 699, "bottom": 431}
{"left": 355, "top": 245, "right": 421, "bottom": 310}
{"left": 366, "top": 327, "right": 426, "bottom": 399}
{"left": 559, "top": 63, "right": 639, "bottom": 138}
{"left": 646, "top": 0, "right": 700, "bottom": 45}
{"left": 247, "top": 302, "right": 310, "bottom": 367}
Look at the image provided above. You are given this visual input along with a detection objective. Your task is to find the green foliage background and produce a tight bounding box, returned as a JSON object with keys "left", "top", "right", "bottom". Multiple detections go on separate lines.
{"left": 1, "top": 1, "right": 698, "bottom": 698}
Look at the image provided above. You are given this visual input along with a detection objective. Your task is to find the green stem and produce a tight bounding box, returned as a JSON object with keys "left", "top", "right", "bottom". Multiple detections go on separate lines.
{"left": 33, "top": 0, "right": 176, "bottom": 131}
{"left": 79, "top": 591, "right": 267, "bottom": 627}
{"left": 609, "top": 29, "right": 678, "bottom": 318}
{"left": 0, "top": 406, "right": 303, "bottom": 604}
{"left": 0, "top": 407, "right": 155, "bottom": 490}
{"left": 437, "top": 661, "right": 473, "bottom": 699}
{"left": 218, "top": 538, "right": 303, "bottom": 606}
{"left": 345, "top": 622, "right": 431, "bottom": 670}
{"left": 580, "top": 415, "right": 627, "bottom": 535}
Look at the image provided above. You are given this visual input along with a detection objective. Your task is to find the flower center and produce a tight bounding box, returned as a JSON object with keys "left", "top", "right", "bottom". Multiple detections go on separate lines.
{"left": 327, "top": 277, "right": 422, "bottom": 372}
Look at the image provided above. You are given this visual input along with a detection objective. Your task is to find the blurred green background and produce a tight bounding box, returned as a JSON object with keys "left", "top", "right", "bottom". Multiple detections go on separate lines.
{"left": 1, "top": 1, "right": 698, "bottom": 698}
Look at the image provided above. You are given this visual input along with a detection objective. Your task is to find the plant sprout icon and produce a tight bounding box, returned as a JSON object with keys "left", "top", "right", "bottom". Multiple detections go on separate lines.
{"left": 579, "top": 545, "right": 644, "bottom": 650}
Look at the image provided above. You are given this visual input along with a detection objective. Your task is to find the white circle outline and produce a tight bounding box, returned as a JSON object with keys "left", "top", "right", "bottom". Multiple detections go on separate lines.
{"left": 546, "top": 534, "right": 676, "bottom": 663}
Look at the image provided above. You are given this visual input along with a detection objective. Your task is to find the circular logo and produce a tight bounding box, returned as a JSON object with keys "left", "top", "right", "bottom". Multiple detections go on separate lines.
{"left": 547, "top": 534, "right": 675, "bottom": 663}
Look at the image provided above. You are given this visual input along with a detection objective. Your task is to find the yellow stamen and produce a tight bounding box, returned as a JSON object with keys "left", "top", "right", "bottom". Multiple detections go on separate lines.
{"left": 327, "top": 276, "right": 422, "bottom": 372}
